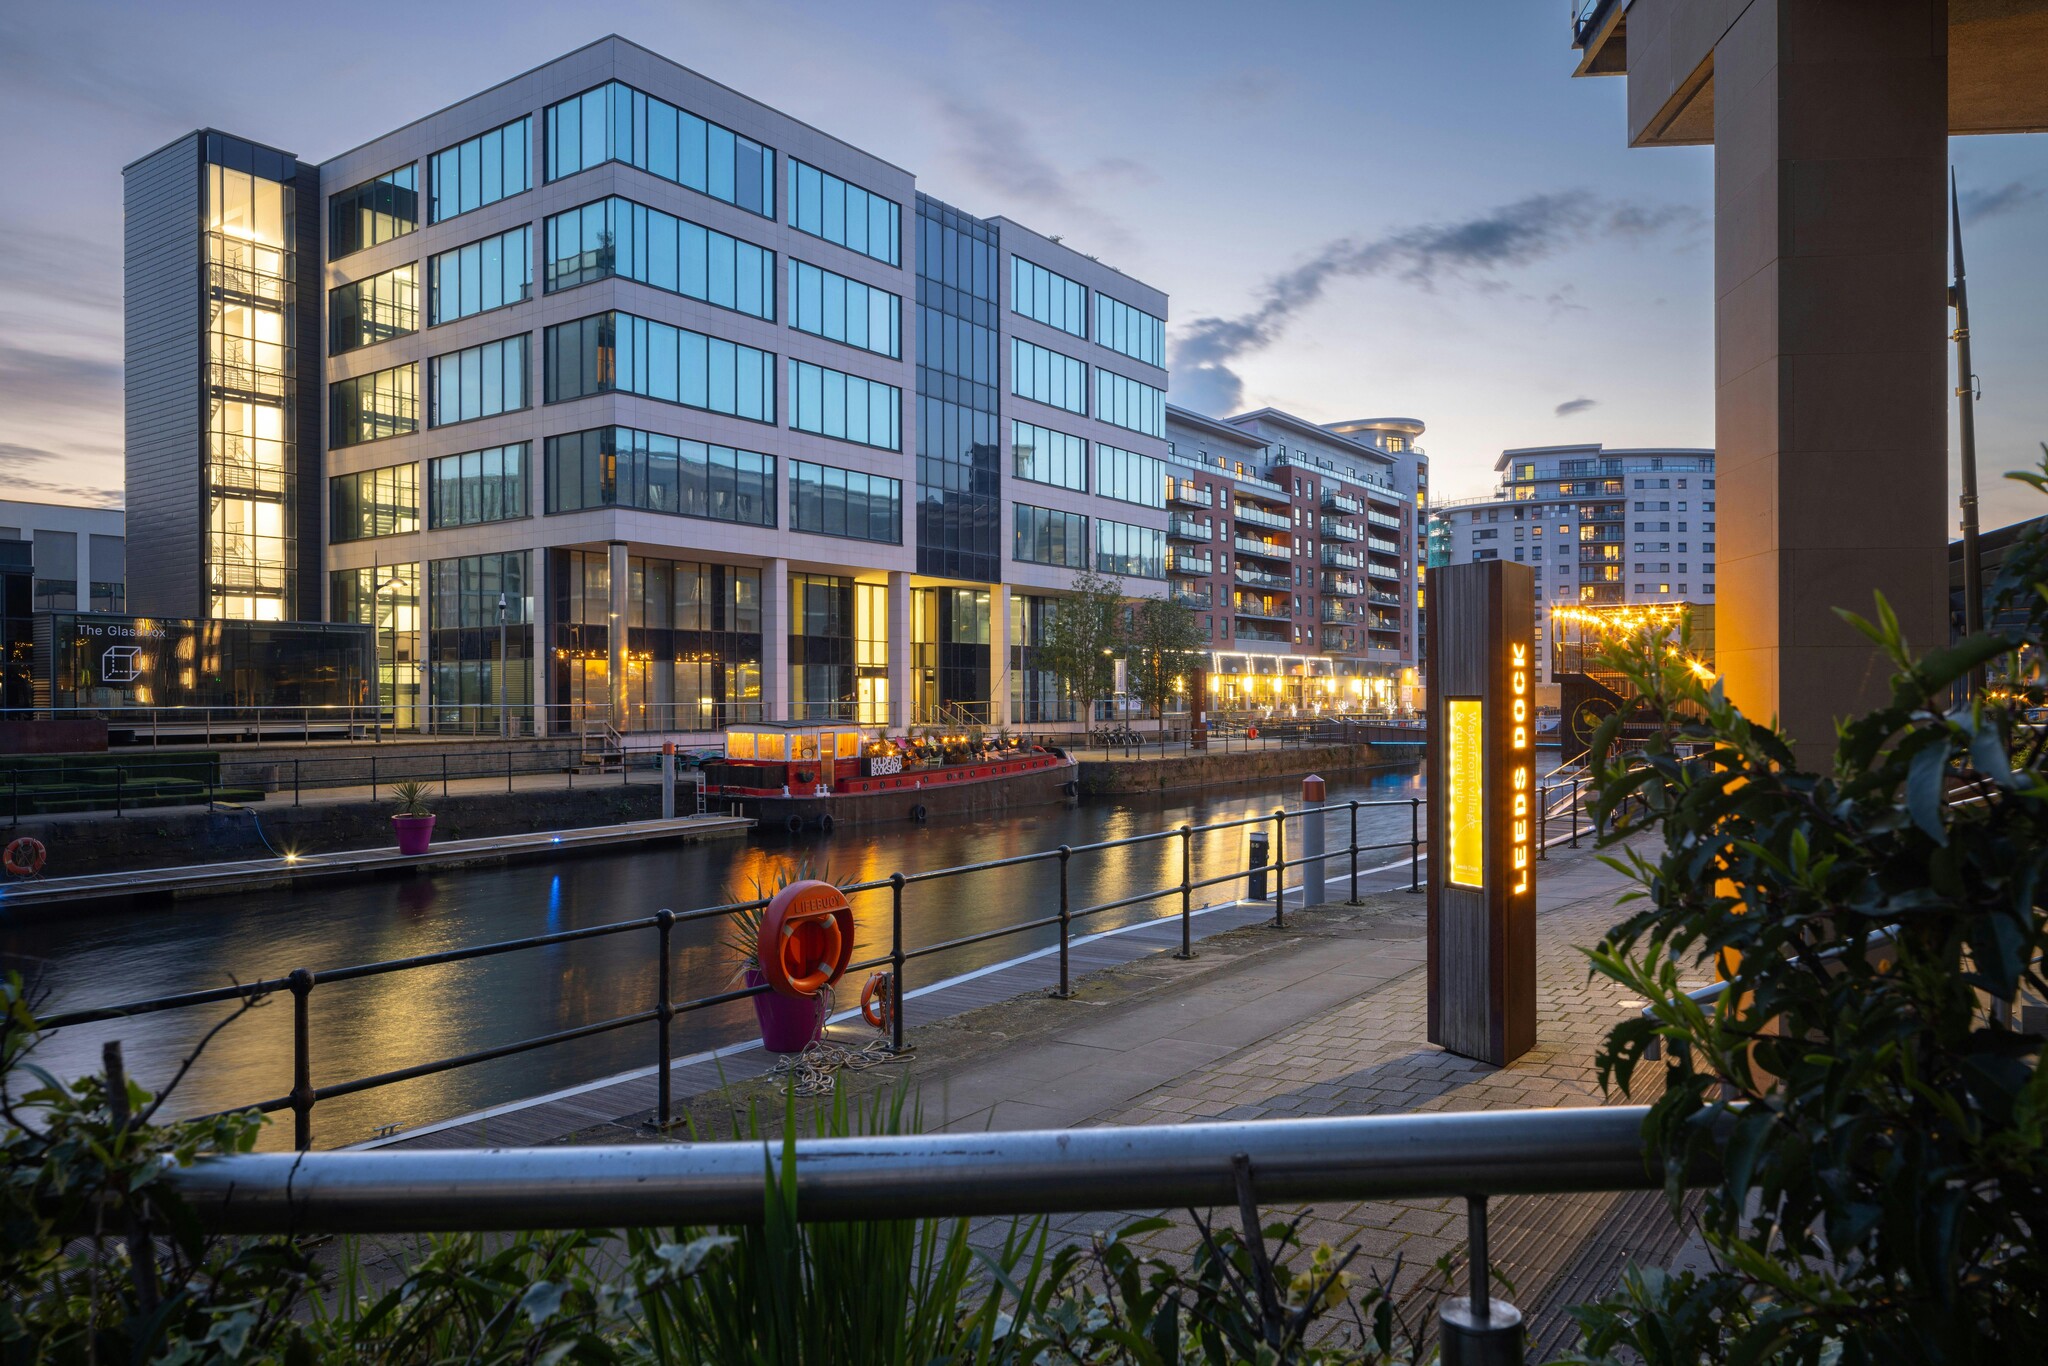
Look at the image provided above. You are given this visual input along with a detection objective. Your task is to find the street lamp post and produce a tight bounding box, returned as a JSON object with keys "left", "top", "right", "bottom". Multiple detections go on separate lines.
{"left": 498, "top": 591, "right": 509, "bottom": 740}
{"left": 1950, "top": 174, "right": 1986, "bottom": 697}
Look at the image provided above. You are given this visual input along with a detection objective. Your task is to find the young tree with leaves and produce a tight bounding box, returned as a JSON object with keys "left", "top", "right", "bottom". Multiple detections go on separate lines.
{"left": 1123, "top": 594, "right": 1207, "bottom": 728}
{"left": 1036, "top": 570, "right": 1124, "bottom": 723}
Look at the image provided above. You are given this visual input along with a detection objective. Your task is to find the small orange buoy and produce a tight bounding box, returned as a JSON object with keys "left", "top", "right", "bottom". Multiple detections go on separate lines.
{"left": 3, "top": 837, "right": 47, "bottom": 877}
{"left": 860, "top": 971, "right": 895, "bottom": 1030}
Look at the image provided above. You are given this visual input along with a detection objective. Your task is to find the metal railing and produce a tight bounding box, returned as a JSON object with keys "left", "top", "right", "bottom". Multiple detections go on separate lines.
{"left": 34, "top": 789, "right": 1593, "bottom": 1150}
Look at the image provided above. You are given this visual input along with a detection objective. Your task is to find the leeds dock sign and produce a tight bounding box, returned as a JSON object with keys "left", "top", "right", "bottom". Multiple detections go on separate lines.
{"left": 1425, "top": 561, "right": 1537, "bottom": 1067}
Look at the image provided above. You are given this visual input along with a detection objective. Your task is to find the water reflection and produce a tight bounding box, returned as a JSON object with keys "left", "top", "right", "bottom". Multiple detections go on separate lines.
{"left": 2, "top": 767, "right": 1422, "bottom": 1148}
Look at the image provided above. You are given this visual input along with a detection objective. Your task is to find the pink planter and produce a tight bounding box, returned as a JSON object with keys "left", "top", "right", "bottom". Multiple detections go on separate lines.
{"left": 746, "top": 965, "right": 826, "bottom": 1052}
{"left": 392, "top": 814, "right": 436, "bottom": 856}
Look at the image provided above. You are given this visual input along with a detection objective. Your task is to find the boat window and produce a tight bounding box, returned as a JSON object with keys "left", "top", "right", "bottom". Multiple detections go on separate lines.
{"left": 837, "top": 732, "right": 859, "bottom": 758}
{"left": 792, "top": 735, "right": 818, "bottom": 761}
{"left": 758, "top": 732, "right": 786, "bottom": 761}
{"left": 727, "top": 732, "right": 756, "bottom": 760}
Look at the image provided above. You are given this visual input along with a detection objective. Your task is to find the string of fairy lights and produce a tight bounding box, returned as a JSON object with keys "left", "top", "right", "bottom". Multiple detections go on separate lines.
{"left": 1549, "top": 602, "right": 1715, "bottom": 681}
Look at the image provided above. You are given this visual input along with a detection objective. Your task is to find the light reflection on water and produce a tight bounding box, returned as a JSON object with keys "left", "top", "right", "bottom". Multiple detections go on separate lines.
{"left": 3, "top": 767, "right": 1422, "bottom": 1149}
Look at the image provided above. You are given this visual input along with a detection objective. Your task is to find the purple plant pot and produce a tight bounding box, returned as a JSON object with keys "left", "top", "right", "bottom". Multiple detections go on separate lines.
{"left": 392, "top": 814, "right": 436, "bottom": 856}
{"left": 746, "top": 965, "right": 826, "bottom": 1053}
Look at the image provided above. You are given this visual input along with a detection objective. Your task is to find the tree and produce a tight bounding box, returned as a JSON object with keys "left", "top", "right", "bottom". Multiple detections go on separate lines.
{"left": 1123, "top": 594, "right": 1207, "bottom": 727}
{"left": 1037, "top": 570, "right": 1123, "bottom": 723}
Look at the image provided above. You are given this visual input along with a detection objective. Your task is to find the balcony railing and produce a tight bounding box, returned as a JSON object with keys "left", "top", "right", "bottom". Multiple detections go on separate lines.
{"left": 1170, "top": 587, "right": 1211, "bottom": 609}
{"left": 1320, "top": 546, "right": 1362, "bottom": 570}
{"left": 1233, "top": 622, "right": 1291, "bottom": 644}
{"left": 1368, "top": 591, "right": 1404, "bottom": 608}
{"left": 1168, "top": 515, "right": 1212, "bottom": 541}
{"left": 1235, "top": 565, "right": 1291, "bottom": 591}
{"left": 1365, "top": 483, "right": 1405, "bottom": 510}
{"left": 1367, "top": 509, "right": 1401, "bottom": 531}
{"left": 1321, "top": 574, "right": 1366, "bottom": 596}
{"left": 1366, "top": 561, "right": 1401, "bottom": 581}
{"left": 1236, "top": 474, "right": 1290, "bottom": 504}
{"left": 1168, "top": 550, "right": 1214, "bottom": 576}
{"left": 1370, "top": 615, "right": 1401, "bottom": 633}
{"left": 1320, "top": 601, "right": 1360, "bottom": 624}
{"left": 1234, "top": 536, "right": 1291, "bottom": 562}
{"left": 1320, "top": 518, "right": 1363, "bottom": 543}
{"left": 1367, "top": 536, "right": 1400, "bottom": 556}
{"left": 1319, "top": 490, "right": 1363, "bottom": 516}
{"left": 1233, "top": 598, "right": 1291, "bottom": 622}
{"left": 1234, "top": 502, "right": 1291, "bottom": 531}
{"left": 1167, "top": 480, "right": 1213, "bottom": 508}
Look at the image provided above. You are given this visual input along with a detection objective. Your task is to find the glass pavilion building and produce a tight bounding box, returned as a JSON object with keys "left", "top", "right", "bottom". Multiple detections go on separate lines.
{"left": 122, "top": 36, "right": 1170, "bottom": 736}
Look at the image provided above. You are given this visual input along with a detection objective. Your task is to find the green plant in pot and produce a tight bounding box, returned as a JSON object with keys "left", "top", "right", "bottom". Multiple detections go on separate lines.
{"left": 389, "top": 778, "right": 436, "bottom": 856}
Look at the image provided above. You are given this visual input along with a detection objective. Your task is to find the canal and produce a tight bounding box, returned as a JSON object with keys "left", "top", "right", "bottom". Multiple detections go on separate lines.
{"left": 3, "top": 766, "right": 1423, "bottom": 1149}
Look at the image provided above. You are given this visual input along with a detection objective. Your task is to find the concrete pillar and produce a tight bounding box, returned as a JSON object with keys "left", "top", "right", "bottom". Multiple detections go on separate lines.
{"left": 1713, "top": 0, "right": 1949, "bottom": 766}
{"left": 990, "top": 585, "right": 1011, "bottom": 728}
{"left": 606, "top": 541, "right": 628, "bottom": 733}
{"left": 762, "top": 558, "right": 790, "bottom": 722}
{"left": 887, "top": 570, "right": 911, "bottom": 731}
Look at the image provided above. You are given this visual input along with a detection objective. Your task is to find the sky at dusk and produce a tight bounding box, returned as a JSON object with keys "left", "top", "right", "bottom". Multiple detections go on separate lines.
{"left": 3, "top": 0, "right": 2043, "bottom": 529}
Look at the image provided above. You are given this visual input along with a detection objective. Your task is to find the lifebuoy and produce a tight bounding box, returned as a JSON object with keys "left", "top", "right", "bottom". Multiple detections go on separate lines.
{"left": 3, "top": 837, "right": 46, "bottom": 877}
{"left": 759, "top": 879, "right": 855, "bottom": 998}
{"left": 860, "top": 971, "right": 895, "bottom": 1030}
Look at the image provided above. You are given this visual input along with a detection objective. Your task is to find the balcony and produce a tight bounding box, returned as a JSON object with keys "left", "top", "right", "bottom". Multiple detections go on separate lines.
{"left": 1234, "top": 622, "right": 1292, "bottom": 645}
{"left": 1234, "top": 536, "right": 1291, "bottom": 563}
{"left": 1320, "top": 546, "right": 1362, "bottom": 570}
{"left": 1367, "top": 509, "right": 1401, "bottom": 531}
{"left": 1169, "top": 550, "right": 1214, "bottom": 576}
{"left": 1170, "top": 587, "right": 1212, "bottom": 609}
{"left": 1234, "top": 502, "right": 1291, "bottom": 532}
{"left": 1368, "top": 590, "right": 1404, "bottom": 608}
{"left": 1168, "top": 515, "right": 1212, "bottom": 541}
{"left": 1365, "top": 483, "right": 1405, "bottom": 510}
{"left": 1320, "top": 518, "right": 1363, "bottom": 543}
{"left": 1369, "top": 615, "right": 1402, "bottom": 634}
{"left": 1168, "top": 480, "right": 1213, "bottom": 508}
{"left": 1367, "top": 536, "right": 1400, "bottom": 557}
{"left": 1319, "top": 489, "right": 1363, "bottom": 516}
{"left": 1236, "top": 473, "right": 1291, "bottom": 504}
{"left": 1321, "top": 574, "right": 1365, "bottom": 596}
{"left": 1320, "top": 601, "right": 1362, "bottom": 624}
{"left": 1366, "top": 561, "right": 1401, "bottom": 581}
{"left": 1235, "top": 565, "right": 1291, "bottom": 591}
{"left": 1234, "top": 598, "right": 1291, "bottom": 622}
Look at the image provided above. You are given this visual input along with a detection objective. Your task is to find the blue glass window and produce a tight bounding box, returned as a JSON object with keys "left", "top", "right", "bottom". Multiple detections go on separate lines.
{"left": 1012, "top": 257, "right": 1086, "bottom": 336}
{"left": 788, "top": 359, "right": 901, "bottom": 450}
{"left": 329, "top": 164, "right": 418, "bottom": 259}
{"left": 1095, "top": 443, "right": 1167, "bottom": 508}
{"left": 544, "top": 197, "right": 772, "bottom": 319}
{"left": 330, "top": 263, "right": 418, "bottom": 353}
{"left": 429, "top": 116, "right": 531, "bottom": 223}
{"left": 788, "top": 259, "right": 900, "bottom": 357}
{"left": 1011, "top": 420, "right": 1086, "bottom": 492}
{"left": 544, "top": 82, "right": 773, "bottom": 218}
{"left": 428, "top": 226, "right": 532, "bottom": 324}
{"left": 546, "top": 426, "right": 775, "bottom": 526}
{"left": 1095, "top": 368, "right": 1166, "bottom": 438}
{"left": 544, "top": 312, "right": 776, "bottom": 424}
{"left": 329, "top": 462, "right": 418, "bottom": 541}
{"left": 428, "top": 335, "right": 529, "bottom": 427}
{"left": 429, "top": 443, "right": 528, "bottom": 528}
{"left": 1095, "top": 518, "right": 1165, "bottom": 579}
{"left": 1011, "top": 337, "right": 1087, "bottom": 415}
{"left": 1094, "top": 295, "right": 1165, "bottom": 368}
{"left": 1014, "top": 504, "right": 1088, "bottom": 568}
{"left": 788, "top": 159, "right": 900, "bottom": 266}
{"left": 329, "top": 363, "right": 417, "bottom": 446}
{"left": 789, "top": 460, "right": 901, "bottom": 542}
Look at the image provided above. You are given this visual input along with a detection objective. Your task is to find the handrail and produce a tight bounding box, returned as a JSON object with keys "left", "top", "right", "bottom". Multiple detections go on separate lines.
{"left": 148, "top": 1105, "right": 1687, "bottom": 1235}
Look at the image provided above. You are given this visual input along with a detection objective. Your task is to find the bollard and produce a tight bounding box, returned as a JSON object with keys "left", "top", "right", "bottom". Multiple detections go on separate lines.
{"left": 1300, "top": 775, "right": 1327, "bottom": 907}
{"left": 1246, "top": 829, "right": 1270, "bottom": 902}
{"left": 661, "top": 742, "right": 677, "bottom": 820}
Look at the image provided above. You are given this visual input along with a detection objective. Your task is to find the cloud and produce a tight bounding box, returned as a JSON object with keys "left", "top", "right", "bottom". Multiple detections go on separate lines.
{"left": 1958, "top": 180, "right": 2045, "bottom": 224}
{"left": 0, "top": 345, "right": 122, "bottom": 409}
{"left": 1554, "top": 397, "right": 1597, "bottom": 417}
{"left": 1167, "top": 192, "right": 1700, "bottom": 414}
{"left": 927, "top": 89, "right": 1143, "bottom": 252}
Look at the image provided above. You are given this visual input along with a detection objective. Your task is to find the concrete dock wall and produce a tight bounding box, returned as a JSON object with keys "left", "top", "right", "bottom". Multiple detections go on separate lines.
{"left": 1078, "top": 742, "right": 1415, "bottom": 796}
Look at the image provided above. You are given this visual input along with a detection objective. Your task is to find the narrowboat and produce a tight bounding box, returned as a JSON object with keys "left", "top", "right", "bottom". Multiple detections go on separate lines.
{"left": 702, "top": 721, "right": 1079, "bottom": 832}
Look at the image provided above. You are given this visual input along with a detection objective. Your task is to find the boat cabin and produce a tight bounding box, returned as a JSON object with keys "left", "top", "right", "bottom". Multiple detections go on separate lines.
{"left": 716, "top": 721, "right": 898, "bottom": 792}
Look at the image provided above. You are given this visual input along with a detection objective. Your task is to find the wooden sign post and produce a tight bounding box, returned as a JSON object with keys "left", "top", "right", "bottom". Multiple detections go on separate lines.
{"left": 1425, "top": 560, "right": 1537, "bottom": 1066}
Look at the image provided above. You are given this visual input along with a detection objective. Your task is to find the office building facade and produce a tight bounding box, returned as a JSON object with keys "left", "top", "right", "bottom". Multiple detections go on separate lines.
{"left": 1162, "top": 405, "right": 1427, "bottom": 716}
{"left": 122, "top": 36, "right": 1168, "bottom": 735}
{"left": 1432, "top": 443, "right": 1717, "bottom": 685}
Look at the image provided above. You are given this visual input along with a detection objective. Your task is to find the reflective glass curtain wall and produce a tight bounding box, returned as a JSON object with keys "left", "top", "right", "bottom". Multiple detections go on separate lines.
{"left": 552, "top": 549, "right": 762, "bottom": 731}
{"left": 913, "top": 195, "right": 1000, "bottom": 583}
{"left": 331, "top": 563, "right": 421, "bottom": 730}
{"left": 428, "top": 550, "right": 533, "bottom": 735}
{"left": 204, "top": 139, "right": 299, "bottom": 621}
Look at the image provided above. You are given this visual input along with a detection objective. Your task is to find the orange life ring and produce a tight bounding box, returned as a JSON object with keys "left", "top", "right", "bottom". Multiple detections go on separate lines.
{"left": 758, "top": 879, "right": 855, "bottom": 998}
{"left": 4, "top": 837, "right": 47, "bottom": 877}
{"left": 860, "top": 971, "right": 895, "bottom": 1030}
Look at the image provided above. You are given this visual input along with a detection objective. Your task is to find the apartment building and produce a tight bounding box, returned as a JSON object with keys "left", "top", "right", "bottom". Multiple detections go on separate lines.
{"left": 1431, "top": 443, "right": 1717, "bottom": 685}
{"left": 121, "top": 36, "right": 1167, "bottom": 735}
{"left": 1162, "top": 405, "right": 1426, "bottom": 717}
{"left": 0, "top": 501, "right": 126, "bottom": 615}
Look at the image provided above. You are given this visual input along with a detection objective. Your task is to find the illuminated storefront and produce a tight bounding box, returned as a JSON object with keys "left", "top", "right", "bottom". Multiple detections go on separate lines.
{"left": 1201, "top": 651, "right": 1408, "bottom": 717}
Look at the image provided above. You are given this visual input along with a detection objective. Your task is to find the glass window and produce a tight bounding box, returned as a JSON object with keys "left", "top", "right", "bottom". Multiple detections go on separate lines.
{"left": 544, "top": 81, "right": 773, "bottom": 218}
{"left": 787, "top": 359, "right": 901, "bottom": 450}
{"left": 1095, "top": 368, "right": 1166, "bottom": 437}
{"left": 545, "top": 425, "right": 775, "bottom": 527}
{"left": 428, "top": 226, "right": 532, "bottom": 325}
{"left": 428, "top": 335, "right": 528, "bottom": 427}
{"left": 429, "top": 116, "right": 532, "bottom": 223}
{"left": 544, "top": 197, "right": 773, "bottom": 320}
{"left": 429, "top": 442, "right": 528, "bottom": 528}
{"left": 328, "top": 164, "right": 419, "bottom": 259}
{"left": 787, "top": 258, "right": 900, "bottom": 357}
{"left": 1013, "top": 503, "right": 1088, "bottom": 568}
{"left": 330, "top": 462, "right": 418, "bottom": 541}
{"left": 1011, "top": 420, "right": 1086, "bottom": 492}
{"left": 329, "top": 363, "right": 418, "bottom": 447}
{"left": 1095, "top": 518, "right": 1166, "bottom": 579}
{"left": 789, "top": 459, "right": 900, "bottom": 542}
{"left": 1010, "top": 337, "right": 1087, "bottom": 414}
{"left": 1094, "top": 294, "right": 1165, "bottom": 368}
{"left": 786, "top": 158, "right": 900, "bottom": 266}
{"left": 1011, "top": 257, "right": 1086, "bottom": 336}
{"left": 544, "top": 312, "right": 775, "bottom": 423}
{"left": 330, "top": 263, "right": 419, "bottom": 353}
{"left": 1096, "top": 443, "right": 1167, "bottom": 508}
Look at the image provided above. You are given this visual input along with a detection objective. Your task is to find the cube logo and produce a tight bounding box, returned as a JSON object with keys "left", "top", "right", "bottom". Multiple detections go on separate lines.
{"left": 100, "top": 645, "right": 143, "bottom": 684}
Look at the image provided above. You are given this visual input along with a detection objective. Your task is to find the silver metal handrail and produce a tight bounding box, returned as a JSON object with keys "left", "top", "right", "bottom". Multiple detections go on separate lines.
{"left": 153, "top": 1105, "right": 1681, "bottom": 1235}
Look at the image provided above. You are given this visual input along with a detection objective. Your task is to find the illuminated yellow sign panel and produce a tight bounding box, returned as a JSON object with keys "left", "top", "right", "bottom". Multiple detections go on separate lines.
{"left": 1446, "top": 699, "right": 1484, "bottom": 887}
{"left": 1511, "top": 641, "right": 1532, "bottom": 897}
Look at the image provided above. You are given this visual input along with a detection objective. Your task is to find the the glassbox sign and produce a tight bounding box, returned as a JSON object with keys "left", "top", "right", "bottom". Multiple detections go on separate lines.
{"left": 68, "top": 618, "right": 181, "bottom": 689}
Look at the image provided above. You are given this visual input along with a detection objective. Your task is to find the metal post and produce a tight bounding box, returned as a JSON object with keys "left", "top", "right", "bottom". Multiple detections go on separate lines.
{"left": 1349, "top": 799, "right": 1361, "bottom": 904}
{"left": 1177, "top": 824, "right": 1194, "bottom": 959}
{"left": 1409, "top": 796, "right": 1422, "bottom": 893}
{"left": 1300, "top": 779, "right": 1326, "bottom": 908}
{"left": 1571, "top": 779, "right": 1581, "bottom": 848}
{"left": 370, "top": 755, "right": 377, "bottom": 803}
{"left": 1951, "top": 175, "right": 1986, "bottom": 698}
{"left": 654, "top": 910, "right": 674, "bottom": 1129}
{"left": 508, "top": 748, "right": 514, "bottom": 795}
{"left": 661, "top": 742, "right": 677, "bottom": 820}
{"left": 1055, "top": 845, "right": 1073, "bottom": 998}
{"left": 1272, "top": 808, "right": 1286, "bottom": 929}
{"left": 1538, "top": 781, "right": 1547, "bottom": 861}
{"left": 294, "top": 759, "right": 301, "bottom": 808}
{"left": 442, "top": 753, "right": 449, "bottom": 802}
{"left": 1438, "top": 1194, "right": 1524, "bottom": 1364}
{"left": 288, "top": 968, "right": 315, "bottom": 1153}
{"left": 889, "top": 873, "right": 906, "bottom": 1053}
{"left": 498, "top": 591, "right": 510, "bottom": 741}
{"left": 115, "top": 767, "right": 123, "bottom": 817}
